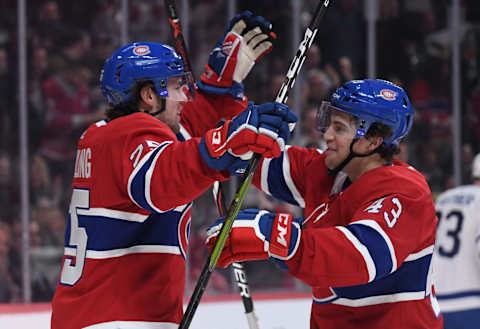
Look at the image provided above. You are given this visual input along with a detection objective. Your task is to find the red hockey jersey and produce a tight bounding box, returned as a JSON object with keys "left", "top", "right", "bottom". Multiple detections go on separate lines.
{"left": 51, "top": 92, "right": 246, "bottom": 329}
{"left": 253, "top": 146, "right": 443, "bottom": 329}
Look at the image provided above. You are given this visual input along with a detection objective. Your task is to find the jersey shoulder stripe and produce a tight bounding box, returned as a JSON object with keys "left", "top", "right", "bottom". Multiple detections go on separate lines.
{"left": 343, "top": 220, "right": 395, "bottom": 280}
{"left": 313, "top": 245, "right": 434, "bottom": 307}
{"left": 128, "top": 142, "right": 173, "bottom": 212}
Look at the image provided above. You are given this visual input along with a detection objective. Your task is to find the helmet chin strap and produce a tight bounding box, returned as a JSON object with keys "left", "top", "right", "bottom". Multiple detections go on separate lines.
{"left": 148, "top": 97, "right": 166, "bottom": 117}
{"left": 327, "top": 139, "right": 380, "bottom": 176}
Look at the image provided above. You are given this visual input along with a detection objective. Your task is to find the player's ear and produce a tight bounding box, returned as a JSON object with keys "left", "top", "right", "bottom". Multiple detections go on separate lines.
{"left": 139, "top": 85, "right": 156, "bottom": 107}
{"left": 366, "top": 135, "right": 383, "bottom": 151}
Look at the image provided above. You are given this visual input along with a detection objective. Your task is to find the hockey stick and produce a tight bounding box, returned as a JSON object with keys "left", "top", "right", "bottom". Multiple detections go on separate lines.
{"left": 163, "top": 1, "right": 260, "bottom": 328}
{"left": 212, "top": 182, "right": 259, "bottom": 329}
{"left": 164, "top": 0, "right": 193, "bottom": 73}
{"left": 180, "top": 1, "right": 332, "bottom": 328}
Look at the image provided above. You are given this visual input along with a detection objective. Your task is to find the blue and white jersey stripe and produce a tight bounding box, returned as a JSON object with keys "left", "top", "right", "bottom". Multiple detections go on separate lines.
{"left": 128, "top": 141, "right": 173, "bottom": 213}
{"left": 261, "top": 146, "right": 305, "bottom": 207}
{"left": 436, "top": 290, "right": 480, "bottom": 312}
{"left": 64, "top": 205, "right": 191, "bottom": 259}
{"left": 313, "top": 244, "right": 435, "bottom": 307}
{"left": 337, "top": 219, "right": 397, "bottom": 282}
{"left": 176, "top": 124, "right": 191, "bottom": 141}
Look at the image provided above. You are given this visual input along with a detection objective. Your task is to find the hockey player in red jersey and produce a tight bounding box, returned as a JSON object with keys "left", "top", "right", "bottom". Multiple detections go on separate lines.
{"left": 51, "top": 12, "right": 297, "bottom": 329}
{"left": 207, "top": 79, "right": 444, "bottom": 329}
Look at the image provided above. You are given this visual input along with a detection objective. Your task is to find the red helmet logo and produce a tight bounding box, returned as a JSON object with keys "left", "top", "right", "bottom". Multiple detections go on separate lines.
{"left": 380, "top": 89, "right": 397, "bottom": 101}
{"left": 133, "top": 45, "right": 150, "bottom": 56}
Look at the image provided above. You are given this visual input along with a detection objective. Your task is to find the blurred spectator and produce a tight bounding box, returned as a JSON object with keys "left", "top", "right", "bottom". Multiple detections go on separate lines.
{"left": 0, "top": 153, "right": 19, "bottom": 221}
{"left": 301, "top": 69, "right": 332, "bottom": 109}
{"left": 0, "top": 47, "right": 14, "bottom": 152}
{"left": 470, "top": 84, "right": 480, "bottom": 145}
{"left": 462, "top": 144, "right": 475, "bottom": 184}
{"left": 0, "top": 222, "right": 20, "bottom": 302}
{"left": 9, "top": 219, "right": 54, "bottom": 302}
{"left": 297, "top": 106, "right": 325, "bottom": 149}
{"left": 31, "top": 196, "right": 64, "bottom": 247}
{"left": 28, "top": 47, "right": 50, "bottom": 153}
{"left": 417, "top": 144, "right": 446, "bottom": 194}
{"left": 259, "top": 73, "right": 286, "bottom": 104}
{"left": 316, "top": 0, "right": 365, "bottom": 76}
{"left": 39, "top": 55, "right": 104, "bottom": 207}
{"left": 29, "top": 196, "right": 64, "bottom": 298}
{"left": 304, "top": 44, "right": 322, "bottom": 72}
{"left": 461, "top": 29, "right": 480, "bottom": 96}
{"left": 32, "top": 0, "right": 67, "bottom": 50}
{"left": 29, "top": 154, "right": 57, "bottom": 206}
{"left": 338, "top": 56, "right": 355, "bottom": 82}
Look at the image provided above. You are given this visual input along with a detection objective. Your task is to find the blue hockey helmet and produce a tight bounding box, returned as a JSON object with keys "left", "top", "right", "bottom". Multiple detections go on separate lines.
{"left": 318, "top": 79, "right": 414, "bottom": 148}
{"left": 100, "top": 42, "right": 194, "bottom": 106}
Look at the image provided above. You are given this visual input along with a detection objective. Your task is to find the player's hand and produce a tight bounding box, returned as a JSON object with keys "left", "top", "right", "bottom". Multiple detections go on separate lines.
{"left": 255, "top": 102, "right": 298, "bottom": 157}
{"left": 198, "top": 102, "right": 297, "bottom": 175}
{"left": 197, "top": 11, "right": 276, "bottom": 100}
{"left": 205, "top": 209, "right": 302, "bottom": 268}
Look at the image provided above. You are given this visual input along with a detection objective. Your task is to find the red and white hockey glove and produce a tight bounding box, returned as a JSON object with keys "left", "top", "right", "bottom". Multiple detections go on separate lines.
{"left": 197, "top": 11, "right": 276, "bottom": 100}
{"left": 205, "top": 209, "right": 302, "bottom": 269}
{"left": 199, "top": 102, "right": 297, "bottom": 175}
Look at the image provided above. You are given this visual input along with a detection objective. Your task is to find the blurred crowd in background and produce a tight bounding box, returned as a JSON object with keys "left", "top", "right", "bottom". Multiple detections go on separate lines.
{"left": 0, "top": 0, "right": 479, "bottom": 303}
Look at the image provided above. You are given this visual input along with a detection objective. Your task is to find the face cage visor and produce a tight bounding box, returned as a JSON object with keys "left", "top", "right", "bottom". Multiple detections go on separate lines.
{"left": 152, "top": 71, "right": 195, "bottom": 102}
{"left": 316, "top": 101, "right": 366, "bottom": 139}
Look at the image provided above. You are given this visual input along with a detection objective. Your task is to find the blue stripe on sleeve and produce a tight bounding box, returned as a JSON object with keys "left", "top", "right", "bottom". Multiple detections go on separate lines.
{"left": 331, "top": 254, "right": 431, "bottom": 299}
{"left": 267, "top": 154, "right": 299, "bottom": 206}
{"left": 346, "top": 223, "right": 393, "bottom": 280}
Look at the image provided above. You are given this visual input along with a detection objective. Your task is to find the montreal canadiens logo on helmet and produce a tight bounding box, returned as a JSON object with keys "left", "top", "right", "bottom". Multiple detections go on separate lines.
{"left": 380, "top": 89, "right": 397, "bottom": 101}
{"left": 133, "top": 45, "right": 150, "bottom": 56}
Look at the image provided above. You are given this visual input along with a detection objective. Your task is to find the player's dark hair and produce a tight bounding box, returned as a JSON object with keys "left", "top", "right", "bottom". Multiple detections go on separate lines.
{"left": 365, "top": 122, "right": 400, "bottom": 162}
{"left": 105, "top": 80, "right": 154, "bottom": 120}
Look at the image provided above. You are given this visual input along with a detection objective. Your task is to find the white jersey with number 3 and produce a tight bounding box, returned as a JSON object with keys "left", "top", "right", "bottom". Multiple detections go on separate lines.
{"left": 433, "top": 185, "right": 480, "bottom": 313}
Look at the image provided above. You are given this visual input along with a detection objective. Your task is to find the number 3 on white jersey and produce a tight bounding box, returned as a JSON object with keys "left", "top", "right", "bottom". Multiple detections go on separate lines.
{"left": 60, "top": 188, "right": 89, "bottom": 285}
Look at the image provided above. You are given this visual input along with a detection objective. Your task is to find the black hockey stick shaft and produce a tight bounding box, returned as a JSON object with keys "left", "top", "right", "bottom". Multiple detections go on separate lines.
{"left": 163, "top": 0, "right": 259, "bottom": 327}
{"left": 179, "top": 1, "right": 332, "bottom": 328}
{"left": 164, "top": 0, "right": 193, "bottom": 73}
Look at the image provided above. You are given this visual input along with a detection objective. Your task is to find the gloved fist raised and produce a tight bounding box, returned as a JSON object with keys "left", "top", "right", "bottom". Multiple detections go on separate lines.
{"left": 205, "top": 209, "right": 302, "bottom": 269}
{"left": 198, "top": 102, "right": 297, "bottom": 175}
{"left": 197, "top": 11, "right": 276, "bottom": 100}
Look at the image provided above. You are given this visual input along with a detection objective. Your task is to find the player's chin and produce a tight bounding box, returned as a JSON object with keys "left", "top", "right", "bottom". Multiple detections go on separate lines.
{"left": 324, "top": 152, "right": 339, "bottom": 169}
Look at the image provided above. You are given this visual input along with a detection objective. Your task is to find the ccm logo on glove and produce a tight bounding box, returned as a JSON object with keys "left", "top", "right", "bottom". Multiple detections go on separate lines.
{"left": 270, "top": 213, "right": 293, "bottom": 258}
{"left": 276, "top": 214, "right": 290, "bottom": 247}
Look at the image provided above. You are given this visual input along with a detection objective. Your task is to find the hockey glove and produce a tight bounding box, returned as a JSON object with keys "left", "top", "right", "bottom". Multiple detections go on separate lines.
{"left": 199, "top": 102, "right": 297, "bottom": 175}
{"left": 205, "top": 209, "right": 302, "bottom": 269}
{"left": 197, "top": 11, "right": 276, "bottom": 100}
